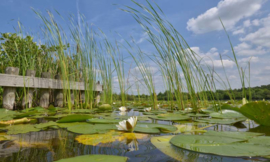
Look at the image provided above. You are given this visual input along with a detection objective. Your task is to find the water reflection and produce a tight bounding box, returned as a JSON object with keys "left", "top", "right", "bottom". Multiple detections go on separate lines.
{"left": 0, "top": 110, "right": 269, "bottom": 162}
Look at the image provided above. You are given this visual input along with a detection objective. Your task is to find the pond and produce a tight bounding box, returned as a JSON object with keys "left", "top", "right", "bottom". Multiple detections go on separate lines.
{"left": 0, "top": 106, "right": 270, "bottom": 162}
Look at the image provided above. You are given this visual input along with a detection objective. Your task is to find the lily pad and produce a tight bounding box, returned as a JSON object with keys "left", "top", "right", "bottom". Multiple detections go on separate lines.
{"left": 87, "top": 118, "right": 121, "bottom": 124}
{"left": 6, "top": 124, "right": 41, "bottom": 135}
{"left": 209, "top": 110, "right": 246, "bottom": 119}
{"left": 76, "top": 130, "right": 148, "bottom": 146}
{"left": 134, "top": 126, "right": 160, "bottom": 134}
{"left": 34, "top": 121, "right": 58, "bottom": 129}
{"left": 55, "top": 155, "right": 127, "bottom": 162}
{"left": 0, "top": 109, "right": 18, "bottom": 120}
{"left": 238, "top": 102, "right": 270, "bottom": 126}
{"left": 149, "top": 114, "right": 191, "bottom": 121}
{"left": 98, "top": 104, "right": 112, "bottom": 110}
{"left": 151, "top": 135, "right": 185, "bottom": 161}
{"left": 67, "top": 124, "right": 116, "bottom": 134}
{"left": 203, "top": 131, "right": 264, "bottom": 140}
{"left": 57, "top": 115, "right": 93, "bottom": 123}
{"left": 170, "top": 131, "right": 270, "bottom": 157}
{"left": 195, "top": 118, "right": 245, "bottom": 125}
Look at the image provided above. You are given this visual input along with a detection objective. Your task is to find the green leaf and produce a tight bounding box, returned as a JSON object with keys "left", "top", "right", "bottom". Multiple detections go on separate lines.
{"left": 149, "top": 113, "right": 191, "bottom": 121}
{"left": 6, "top": 124, "right": 40, "bottom": 135}
{"left": 34, "top": 121, "right": 58, "bottom": 129}
{"left": 87, "top": 118, "right": 121, "bottom": 124}
{"left": 151, "top": 135, "right": 185, "bottom": 161}
{"left": 170, "top": 131, "right": 270, "bottom": 157}
{"left": 98, "top": 104, "right": 112, "bottom": 110}
{"left": 54, "top": 155, "right": 128, "bottom": 162}
{"left": 209, "top": 110, "right": 246, "bottom": 119}
{"left": 195, "top": 118, "right": 246, "bottom": 125}
{"left": 238, "top": 102, "right": 270, "bottom": 126}
{"left": 67, "top": 124, "right": 117, "bottom": 134}
{"left": 57, "top": 115, "right": 93, "bottom": 123}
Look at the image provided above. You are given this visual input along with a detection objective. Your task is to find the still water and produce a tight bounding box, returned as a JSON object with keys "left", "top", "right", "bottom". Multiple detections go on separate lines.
{"left": 0, "top": 109, "right": 269, "bottom": 162}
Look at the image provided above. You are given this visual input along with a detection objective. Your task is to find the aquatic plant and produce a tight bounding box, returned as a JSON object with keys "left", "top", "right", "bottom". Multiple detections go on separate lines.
{"left": 116, "top": 116, "right": 138, "bottom": 132}
{"left": 119, "top": 106, "right": 127, "bottom": 112}
{"left": 144, "top": 107, "right": 151, "bottom": 112}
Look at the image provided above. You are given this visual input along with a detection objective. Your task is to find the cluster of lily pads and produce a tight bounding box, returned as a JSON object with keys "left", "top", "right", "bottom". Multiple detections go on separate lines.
{"left": 1, "top": 101, "right": 270, "bottom": 161}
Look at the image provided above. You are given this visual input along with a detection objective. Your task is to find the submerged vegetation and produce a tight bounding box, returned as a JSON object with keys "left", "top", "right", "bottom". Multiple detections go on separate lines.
{"left": 0, "top": 0, "right": 270, "bottom": 161}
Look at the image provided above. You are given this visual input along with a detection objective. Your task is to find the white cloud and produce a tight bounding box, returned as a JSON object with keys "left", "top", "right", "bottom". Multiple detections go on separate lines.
{"left": 190, "top": 46, "right": 219, "bottom": 59}
{"left": 233, "top": 28, "right": 245, "bottom": 35}
{"left": 252, "top": 19, "right": 260, "bottom": 26}
{"left": 191, "top": 47, "right": 234, "bottom": 68}
{"left": 240, "top": 26, "right": 270, "bottom": 47}
{"left": 243, "top": 19, "right": 251, "bottom": 27}
{"left": 187, "top": 0, "right": 263, "bottom": 34}
{"left": 234, "top": 42, "right": 267, "bottom": 56}
{"left": 136, "top": 32, "right": 148, "bottom": 44}
{"left": 239, "top": 56, "right": 259, "bottom": 63}
{"left": 205, "top": 59, "right": 234, "bottom": 68}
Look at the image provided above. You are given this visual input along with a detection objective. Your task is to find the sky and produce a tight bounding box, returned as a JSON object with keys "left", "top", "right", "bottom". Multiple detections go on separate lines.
{"left": 1, "top": 0, "right": 270, "bottom": 94}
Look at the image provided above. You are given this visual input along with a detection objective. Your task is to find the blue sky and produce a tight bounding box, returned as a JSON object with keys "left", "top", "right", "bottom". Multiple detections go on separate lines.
{"left": 1, "top": 0, "right": 270, "bottom": 94}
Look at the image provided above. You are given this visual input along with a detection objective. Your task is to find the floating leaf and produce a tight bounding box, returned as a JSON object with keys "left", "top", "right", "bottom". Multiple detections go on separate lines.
{"left": 6, "top": 124, "right": 40, "bottom": 135}
{"left": 195, "top": 118, "right": 245, "bottom": 125}
{"left": 98, "top": 104, "right": 112, "bottom": 110}
{"left": 87, "top": 118, "right": 121, "bottom": 124}
{"left": 149, "top": 113, "right": 191, "bottom": 121}
{"left": 57, "top": 115, "right": 93, "bottom": 123}
{"left": 203, "top": 131, "right": 264, "bottom": 140}
{"left": 57, "top": 122, "right": 89, "bottom": 128}
{"left": 34, "top": 121, "right": 58, "bottom": 129}
{"left": 186, "top": 113, "right": 209, "bottom": 117}
{"left": 209, "top": 110, "right": 246, "bottom": 119}
{"left": 0, "top": 109, "right": 18, "bottom": 120}
{"left": 151, "top": 135, "right": 185, "bottom": 161}
{"left": 134, "top": 126, "right": 160, "bottom": 134}
{"left": 55, "top": 155, "right": 128, "bottom": 162}
{"left": 170, "top": 131, "right": 270, "bottom": 157}
{"left": 238, "top": 102, "right": 270, "bottom": 126}
{"left": 76, "top": 130, "right": 148, "bottom": 146}
{"left": 67, "top": 124, "right": 116, "bottom": 134}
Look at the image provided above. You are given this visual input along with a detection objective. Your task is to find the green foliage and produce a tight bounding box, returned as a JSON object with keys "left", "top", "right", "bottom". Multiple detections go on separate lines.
{"left": 238, "top": 102, "right": 270, "bottom": 126}
{"left": 55, "top": 155, "right": 128, "bottom": 162}
{"left": 170, "top": 131, "right": 270, "bottom": 157}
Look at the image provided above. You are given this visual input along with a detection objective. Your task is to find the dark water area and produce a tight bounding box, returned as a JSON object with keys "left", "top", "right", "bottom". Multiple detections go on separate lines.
{"left": 0, "top": 110, "right": 269, "bottom": 162}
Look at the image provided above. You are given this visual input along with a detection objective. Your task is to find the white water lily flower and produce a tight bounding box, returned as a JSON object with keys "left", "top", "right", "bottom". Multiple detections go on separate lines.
{"left": 242, "top": 98, "right": 248, "bottom": 105}
{"left": 119, "top": 111, "right": 127, "bottom": 116}
{"left": 119, "top": 106, "right": 127, "bottom": 112}
{"left": 113, "top": 102, "right": 116, "bottom": 105}
{"left": 144, "top": 107, "right": 151, "bottom": 112}
{"left": 116, "top": 116, "right": 137, "bottom": 132}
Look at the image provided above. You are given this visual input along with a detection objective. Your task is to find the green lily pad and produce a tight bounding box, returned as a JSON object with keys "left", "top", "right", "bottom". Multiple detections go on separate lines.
{"left": 0, "top": 109, "right": 18, "bottom": 120}
{"left": 149, "top": 114, "right": 191, "bottom": 121}
{"left": 195, "top": 118, "right": 246, "bottom": 125}
{"left": 67, "top": 124, "right": 117, "bottom": 134}
{"left": 98, "top": 104, "right": 112, "bottom": 110}
{"left": 247, "top": 136, "right": 270, "bottom": 145}
{"left": 57, "top": 115, "right": 93, "bottom": 123}
{"left": 34, "top": 121, "right": 58, "bottom": 129}
{"left": 203, "top": 131, "right": 264, "bottom": 140}
{"left": 134, "top": 126, "right": 160, "bottom": 134}
{"left": 87, "top": 118, "right": 121, "bottom": 124}
{"left": 6, "top": 124, "right": 41, "bottom": 135}
{"left": 186, "top": 113, "right": 209, "bottom": 117}
{"left": 55, "top": 155, "right": 128, "bottom": 162}
{"left": 238, "top": 102, "right": 270, "bottom": 126}
{"left": 170, "top": 131, "right": 270, "bottom": 157}
{"left": 57, "top": 122, "right": 89, "bottom": 128}
{"left": 209, "top": 110, "right": 246, "bottom": 119}
{"left": 151, "top": 135, "right": 185, "bottom": 161}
